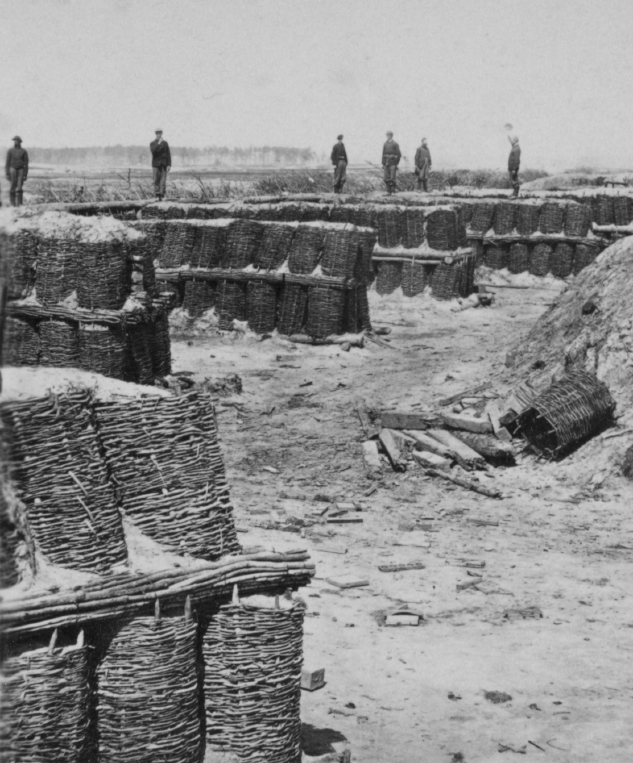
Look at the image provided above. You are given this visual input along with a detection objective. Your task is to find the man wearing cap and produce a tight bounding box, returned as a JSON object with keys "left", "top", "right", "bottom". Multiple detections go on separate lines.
{"left": 150, "top": 129, "right": 171, "bottom": 201}
{"left": 508, "top": 136, "right": 521, "bottom": 198}
{"left": 5, "top": 136, "right": 29, "bottom": 207}
{"left": 382, "top": 131, "right": 401, "bottom": 195}
{"left": 331, "top": 135, "right": 348, "bottom": 194}
{"left": 414, "top": 138, "right": 432, "bottom": 192}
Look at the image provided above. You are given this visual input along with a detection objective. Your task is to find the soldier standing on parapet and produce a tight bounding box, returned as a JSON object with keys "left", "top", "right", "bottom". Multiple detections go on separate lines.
{"left": 382, "top": 131, "right": 401, "bottom": 195}
{"left": 508, "top": 136, "right": 521, "bottom": 198}
{"left": 150, "top": 129, "right": 171, "bottom": 201}
{"left": 5, "top": 136, "right": 29, "bottom": 207}
{"left": 414, "top": 138, "right": 432, "bottom": 192}
{"left": 331, "top": 135, "right": 348, "bottom": 194}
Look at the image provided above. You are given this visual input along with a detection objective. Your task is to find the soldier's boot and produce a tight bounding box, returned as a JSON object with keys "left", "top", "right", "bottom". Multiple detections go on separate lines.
{"left": 16, "top": 191, "right": 23, "bottom": 207}
{"left": 9, "top": 192, "right": 16, "bottom": 207}
{"left": 422, "top": 179, "right": 429, "bottom": 193}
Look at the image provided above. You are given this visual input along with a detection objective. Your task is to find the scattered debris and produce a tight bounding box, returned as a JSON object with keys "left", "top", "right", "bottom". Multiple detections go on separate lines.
{"left": 412, "top": 450, "right": 452, "bottom": 471}
{"left": 467, "top": 518, "right": 499, "bottom": 527}
{"left": 362, "top": 440, "right": 383, "bottom": 479}
{"left": 497, "top": 741, "right": 527, "bottom": 754}
{"left": 378, "top": 562, "right": 425, "bottom": 573}
{"left": 384, "top": 607, "right": 423, "bottom": 627}
{"left": 485, "top": 691, "right": 513, "bottom": 704}
{"left": 299, "top": 381, "right": 313, "bottom": 388}
{"left": 503, "top": 606, "right": 543, "bottom": 621}
{"left": 374, "top": 327, "right": 392, "bottom": 336}
{"left": 405, "top": 430, "right": 454, "bottom": 459}
{"left": 451, "top": 560, "right": 485, "bottom": 569}
{"left": 324, "top": 577, "right": 369, "bottom": 589}
{"left": 457, "top": 577, "right": 483, "bottom": 592}
{"left": 528, "top": 740, "right": 545, "bottom": 752}
{"left": 425, "top": 429, "right": 486, "bottom": 470}
{"left": 380, "top": 411, "right": 437, "bottom": 430}
{"left": 262, "top": 466, "right": 279, "bottom": 474}
{"left": 623, "top": 444, "right": 633, "bottom": 480}
{"left": 449, "top": 431, "right": 516, "bottom": 464}
{"left": 440, "top": 410, "right": 493, "bottom": 435}
{"left": 326, "top": 516, "right": 363, "bottom": 524}
{"left": 379, "top": 429, "right": 407, "bottom": 471}
{"left": 301, "top": 668, "right": 326, "bottom": 691}
{"left": 447, "top": 692, "right": 462, "bottom": 701}
{"left": 439, "top": 381, "right": 493, "bottom": 407}
{"left": 425, "top": 468, "right": 502, "bottom": 499}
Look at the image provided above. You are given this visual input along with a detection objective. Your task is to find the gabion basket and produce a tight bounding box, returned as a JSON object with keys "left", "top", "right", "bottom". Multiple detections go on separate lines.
{"left": 0, "top": 392, "right": 128, "bottom": 573}
{"left": 95, "top": 614, "right": 201, "bottom": 763}
{"left": 529, "top": 243, "right": 552, "bottom": 276}
{"left": 247, "top": 280, "right": 279, "bottom": 334}
{"left": 613, "top": 196, "right": 632, "bottom": 227}
{"left": 225, "top": 220, "right": 264, "bottom": 269}
{"left": 39, "top": 318, "right": 80, "bottom": 368}
{"left": 149, "top": 312, "right": 172, "bottom": 377}
{"left": 216, "top": 280, "right": 248, "bottom": 330}
{"left": 516, "top": 204, "right": 540, "bottom": 236}
{"left": 2, "top": 315, "right": 40, "bottom": 366}
{"left": 76, "top": 241, "right": 129, "bottom": 311}
{"left": 539, "top": 202, "right": 565, "bottom": 234}
{"left": 564, "top": 203, "right": 591, "bottom": 237}
{"left": 0, "top": 635, "right": 91, "bottom": 763}
{"left": 375, "top": 207, "right": 402, "bottom": 248}
{"left": 78, "top": 323, "right": 126, "bottom": 380}
{"left": 254, "top": 224, "right": 295, "bottom": 271}
{"left": 483, "top": 244, "right": 508, "bottom": 270}
{"left": 5, "top": 229, "right": 38, "bottom": 298}
{"left": 158, "top": 223, "right": 196, "bottom": 269}
{"left": 305, "top": 285, "right": 346, "bottom": 339}
{"left": 401, "top": 260, "right": 431, "bottom": 296}
{"left": 516, "top": 370, "right": 615, "bottom": 459}
{"left": 320, "top": 229, "right": 359, "bottom": 278}
{"left": 402, "top": 208, "right": 425, "bottom": 249}
{"left": 278, "top": 283, "right": 308, "bottom": 335}
{"left": 287, "top": 227, "right": 325, "bottom": 274}
{"left": 493, "top": 202, "right": 518, "bottom": 235}
{"left": 202, "top": 595, "right": 305, "bottom": 763}
{"left": 470, "top": 202, "right": 495, "bottom": 233}
{"left": 550, "top": 243, "right": 574, "bottom": 279}
{"left": 183, "top": 279, "right": 216, "bottom": 318}
{"left": 431, "top": 260, "right": 463, "bottom": 300}
{"left": 573, "top": 243, "right": 599, "bottom": 275}
{"left": 508, "top": 242, "right": 529, "bottom": 274}
{"left": 375, "top": 261, "right": 402, "bottom": 295}
{"left": 592, "top": 196, "right": 614, "bottom": 226}
{"left": 426, "top": 209, "right": 458, "bottom": 251}
{"left": 125, "top": 322, "right": 154, "bottom": 386}
{"left": 36, "top": 238, "right": 78, "bottom": 305}
{"left": 191, "top": 225, "right": 227, "bottom": 269}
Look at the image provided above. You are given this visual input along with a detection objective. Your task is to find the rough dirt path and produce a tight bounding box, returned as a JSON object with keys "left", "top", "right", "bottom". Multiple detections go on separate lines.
{"left": 172, "top": 286, "right": 633, "bottom": 763}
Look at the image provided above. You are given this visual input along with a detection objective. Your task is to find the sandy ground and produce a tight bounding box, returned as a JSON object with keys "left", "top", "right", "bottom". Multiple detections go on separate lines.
{"left": 170, "top": 283, "right": 633, "bottom": 763}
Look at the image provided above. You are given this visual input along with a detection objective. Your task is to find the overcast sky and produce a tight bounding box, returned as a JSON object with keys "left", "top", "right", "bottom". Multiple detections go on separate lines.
{"left": 1, "top": 0, "right": 632, "bottom": 170}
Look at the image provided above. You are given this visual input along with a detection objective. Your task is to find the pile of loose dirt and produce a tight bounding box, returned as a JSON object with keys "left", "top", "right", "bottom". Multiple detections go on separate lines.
{"left": 507, "top": 236, "right": 633, "bottom": 422}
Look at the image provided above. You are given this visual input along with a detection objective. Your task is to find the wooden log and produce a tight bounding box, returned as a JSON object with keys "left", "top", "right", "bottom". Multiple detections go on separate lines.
{"left": 404, "top": 430, "right": 454, "bottom": 460}
{"left": 439, "top": 381, "right": 492, "bottom": 407}
{"left": 288, "top": 333, "right": 365, "bottom": 347}
{"left": 380, "top": 411, "right": 437, "bottom": 430}
{"left": 425, "top": 429, "right": 486, "bottom": 470}
{"left": 448, "top": 431, "right": 516, "bottom": 463}
{"left": 425, "top": 468, "right": 501, "bottom": 498}
{"left": 440, "top": 411, "right": 494, "bottom": 434}
{"left": 412, "top": 450, "right": 452, "bottom": 471}
{"left": 362, "top": 440, "right": 383, "bottom": 477}
{"left": 357, "top": 401, "right": 381, "bottom": 439}
{"left": 379, "top": 429, "right": 407, "bottom": 471}
{"left": 486, "top": 401, "right": 513, "bottom": 442}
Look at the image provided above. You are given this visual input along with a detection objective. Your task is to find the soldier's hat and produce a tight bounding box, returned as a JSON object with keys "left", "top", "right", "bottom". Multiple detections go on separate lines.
{"left": 12, "top": 135, "right": 22, "bottom": 142}
{"left": 155, "top": 129, "right": 163, "bottom": 134}
{"left": 337, "top": 134, "right": 343, "bottom": 140}
{"left": 386, "top": 131, "right": 393, "bottom": 137}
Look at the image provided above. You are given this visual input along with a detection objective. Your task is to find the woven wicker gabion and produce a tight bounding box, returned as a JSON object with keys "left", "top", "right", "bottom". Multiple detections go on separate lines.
{"left": 573, "top": 243, "right": 599, "bottom": 275}
{"left": 130, "top": 238, "right": 157, "bottom": 297}
{"left": 483, "top": 244, "right": 508, "bottom": 270}
{"left": 551, "top": 243, "right": 574, "bottom": 279}
{"left": 39, "top": 318, "right": 80, "bottom": 367}
{"left": 247, "top": 281, "right": 278, "bottom": 334}
{"left": 225, "top": 220, "right": 264, "bottom": 269}
{"left": 427, "top": 209, "right": 458, "bottom": 251}
{"left": 375, "top": 261, "right": 402, "bottom": 295}
{"left": 613, "top": 196, "right": 632, "bottom": 226}
{"left": 516, "top": 204, "right": 540, "bottom": 236}
{"left": 216, "top": 280, "right": 248, "bottom": 330}
{"left": 78, "top": 323, "right": 126, "bottom": 379}
{"left": 460, "top": 254, "right": 476, "bottom": 298}
{"left": 402, "top": 208, "right": 426, "bottom": 249}
{"left": 36, "top": 238, "right": 78, "bottom": 305}
{"left": 470, "top": 202, "right": 495, "bottom": 233}
{"left": 401, "top": 261, "right": 431, "bottom": 296}
{"left": 183, "top": 279, "right": 216, "bottom": 318}
{"left": 430, "top": 260, "right": 463, "bottom": 300}
{"left": 157, "top": 222, "right": 197, "bottom": 269}
{"left": 460, "top": 203, "right": 474, "bottom": 226}
{"left": 306, "top": 285, "right": 345, "bottom": 339}
{"left": 320, "top": 229, "right": 359, "bottom": 278}
{"left": 508, "top": 243, "right": 530, "bottom": 274}
{"left": 455, "top": 207, "right": 468, "bottom": 248}
{"left": 95, "top": 390, "right": 239, "bottom": 559}
{"left": 348, "top": 206, "right": 375, "bottom": 229}
{"left": 493, "top": 202, "right": 518, "bottom": 235}
{"left": 471, "top": 239, "right": 484, "bottom": 267}
{"left": 287, "top": 226, "right": 325, "bottom": 274}
{"left": 191, "top": 225, "right": 228, "bottom": 269}
{"left": 329, "top": 205, "right": 353, "bottom": 225}
{"left": 375, "top": 207, "right": 402, "bottom": 248}
{"left": 156, "top": 278, "right": 183, "bottom": 306}
{"left": 149, "top": 312, "right": 172, "bottom": 377}
{"left": 564, "top": 202, "right": 592, "bottom": 238}
{"left": 2, "top": 315, "right": 40, "bottom": 366}
{"left": 529, "top": 243, "right": 552, "bottom": 276}
{"left": 0, "top": 638, "right": 91, "bottom": 763}
{"left": 95, "top": 615, "right": 201, "bottom": 763}
{"left": 5, "top": 230, "right": 38, "bottom": 298}
{"left": 517, "top": 370, "right": 615, "bottom": 459}
{"left": 254, "top": 224, "right": 296, "bottom": 271}
{"left": 202, "top": 595, "right": 305, "bottom": 763}
{"left": 539, "top": 202, "right": 565, "bottom": 234}
{"left": 0, "top": 392, "right": 128, "bottom": 573}
{"left": 592, "top": 196, "right": 614, "bottom": 226}
{"left": 278, "top": 283, "right": 308, "bottom": 336}
{"left": 76, "top": 241, "right": 129, "bottom": 310}
{"left": 139, "top": 220, "right": 167, "bottom": 253}
{"left": 125, "top": 322, "right": 154, "bottom": 385}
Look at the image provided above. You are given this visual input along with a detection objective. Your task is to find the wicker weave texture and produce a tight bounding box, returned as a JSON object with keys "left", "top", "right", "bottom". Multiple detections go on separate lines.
{"left": 2, "top": 315, "right": 40, "bottom": 366}
{"left": 36, "top": 239, "right": 78, "bottom": 305}
{"left": 305, "top": 285, "right": 345, "bottom": 339}
{"left": 78, "top": 323, "right": 126, "bottom": 380}
{"left": 551, "top": 243, "right": 574, "bottom": 279}
{"left": 564, "top": 203, "right": 591, "bottom": 237}
{"left": 320, "top": 229, "right": 359, "bottom": 278}
{"left": 539, "top": 202, "right": 565, "bottom": 234}
{"left": 191, "top": 226, "right": 227, "bottom": 269}
{"left": 426, "top": 209, "right": 458, "bottom": 251}
{"left": 254, "top": 224, "right": 295, "bottom": 271}
{"left": 401, "top": 261, "right": 431, "bottom": 296}
{"left": 278, "top": 283, "right": 308, "bottom": 335}
{"left": 470, "top": 202, "right": 495, "bottom": 233}
{"left": 76, "top": 241, "right": 129, "bottom": 311}
{"left": 483, "top": 244, "right": 508, "bottom": 270}
{"left": 247, "top": 280, "right": 278, "bottom": 334}
{"left": 225, "top": 220, "right": 264, "bottom": 269}
{"left": 493, "top": 202, "right": 518, "bottom": 235}
{"left": 375, "top": 261, "right": 402, "bottom": 295}
{"left": 529, "top": 243, "right": 552, "bottom": 276}
{"left": 183, "top": 279, "right": 216, "bottom": 318}
{"left": 508, "top": 243, "right": 529, "bottom": 274}
{"left": 216, "top": 280, "right": 248, "bottom": 330}
{"left": 287, "top": 227, "right": 325, "bottom": 274}
{"left": 573, "top": 244, "right": 599, "bottom": 275}
{"left": 159, "top": 223, "right": 196, "bottom": 269}
{"left": 39, "top": 319, "right": 80, "bottom": 368}
{"left": 516, "top": 204, "right": 540, "bottom": 236}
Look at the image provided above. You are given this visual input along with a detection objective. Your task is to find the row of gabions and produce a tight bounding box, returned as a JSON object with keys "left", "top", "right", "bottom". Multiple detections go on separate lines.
{"left": 2, "top": 310, "right": 171, "bottom": 383}
{"left": 0, "top": 389, "right": 240, "bottom": 580}
{"left": 476, "top": 240, "right": 601, "bottom": 278}
{"left": 0, "top": 595, "right": 305, "bottom": 763}
{"left": 372, "top": 256, "right": 476, "bottom": 300}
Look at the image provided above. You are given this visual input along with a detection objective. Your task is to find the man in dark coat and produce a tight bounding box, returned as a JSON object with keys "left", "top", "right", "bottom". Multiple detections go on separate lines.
{"left": 5, "top": 136, "right": 29, "bottom": 207}
{"left": 414, "top": 138, "right": 432, "bottom": 192}
{"left": 331, "top": 135, "right": 348, "bottom": 193}
{"left": 508, "top": 136, "right": 521, "bottom": 197}
{"left": 382, "top": 131, "right": 401, "bottom": 194}
{"left": 150, "top": 129, "right": 171, "bottom": 200}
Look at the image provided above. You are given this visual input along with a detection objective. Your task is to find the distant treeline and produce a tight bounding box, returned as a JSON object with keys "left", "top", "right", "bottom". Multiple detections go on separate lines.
{"left": 28, "top": 145, "right": 317, "bottom": 167}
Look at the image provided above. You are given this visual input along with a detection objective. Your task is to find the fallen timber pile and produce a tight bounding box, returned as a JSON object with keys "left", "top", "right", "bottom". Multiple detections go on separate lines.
{"left": 1, "top": 210, "right": 172, "bottom": 381}
{"left": 0, "top": 551, "right": 314, "bottom": 635}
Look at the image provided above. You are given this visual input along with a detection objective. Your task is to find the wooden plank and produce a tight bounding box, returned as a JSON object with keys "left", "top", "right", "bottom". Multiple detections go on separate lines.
{"left": 379, "top": 429, "right": 407, "bottom": 471}
{"left": 486, "top": 401, "right": 514, "bottom": 442}
{"left": 380, "top": 411, "right": 436, "bottom": 430}
{"left": 362, "top": 440, "right": 383, "bottom": 477}
{"left": 425, "top": 468, "right": 501, "bottom": 498}
{"left": 404, "top": 430, "right": 454, "bottom": 460}
{"left": 357, "top": 401, "right": 381, "bottom": 438}
{"left": 412, "top": 450, "right": 452, "bottom": 471}
{"left": 439, "top": 381, "right": 492, "bottom": 407}
{"left": 425, "top": 429, "right": 486, "bottom": 470}
{"left": 449, "top": 431, "right": 515, "bottom": 462}
{"left": 440, "top": 411, "right": 494, "bottom": 434}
